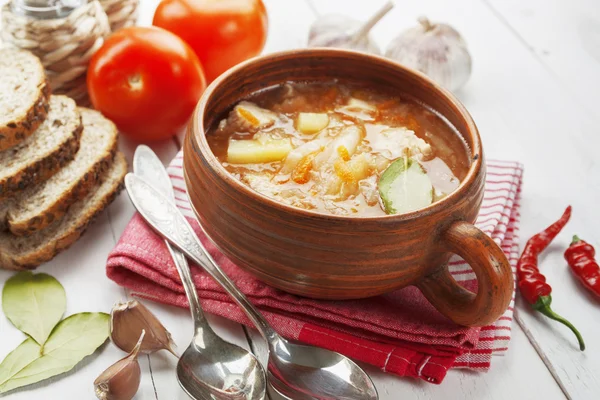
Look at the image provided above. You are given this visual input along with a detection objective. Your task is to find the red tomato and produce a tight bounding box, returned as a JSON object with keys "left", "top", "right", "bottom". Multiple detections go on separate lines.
{"left": 153, "top": 0, "right": 268, "bottom": 83}
{"left": 87, "top": 26, "right": 206, "bottom": 141}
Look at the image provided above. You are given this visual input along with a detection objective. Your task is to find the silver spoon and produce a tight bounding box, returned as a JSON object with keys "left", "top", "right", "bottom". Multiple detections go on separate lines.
{"left": 134, "top": 147, "right": 316, "bottom": 400}
{"left": 132, "top": 146, "right": 266, "bottom": 400}
{"left": 267, "top": 371, "right": 316, "bottom": 400}
{"left": 125, "top": 172, "right": 379, "bottom": 400}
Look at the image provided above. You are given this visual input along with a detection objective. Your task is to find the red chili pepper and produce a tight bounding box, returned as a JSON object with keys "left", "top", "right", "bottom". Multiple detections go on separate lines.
{"left": 565, "top": 235, "right": 600, "bottom": 299}
{"left": 517, "top": 206, "right": 585, "bottom": 351}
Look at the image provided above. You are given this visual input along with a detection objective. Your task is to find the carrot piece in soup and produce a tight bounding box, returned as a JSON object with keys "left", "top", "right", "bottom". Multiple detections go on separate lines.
{"left": 237, "top": 107, "right": 261, "bottom": 127}
{"left": 291, "top": 151, "right": 319, "bottom": 184}
{"left": 334, "top": 159, "right": 355, "bottom": 183}
{"left": 337, "top": 146, "right": 350, "bottom": 161}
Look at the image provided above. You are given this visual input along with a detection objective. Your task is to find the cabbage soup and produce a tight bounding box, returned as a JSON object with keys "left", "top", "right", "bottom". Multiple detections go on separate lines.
{"left": 206, "top": 81, "right": 470, "bottom": 217}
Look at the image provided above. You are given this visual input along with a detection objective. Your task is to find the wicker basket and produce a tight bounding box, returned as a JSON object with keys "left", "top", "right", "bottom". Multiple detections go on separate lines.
{"left": 0, "top": 0, "right": 141, "bottom": 104}
{"left": 99, "top": 0, "right": 139, "bottom": 31}
{"left": 1, "top": 0, "right": 112, "bottom": 104}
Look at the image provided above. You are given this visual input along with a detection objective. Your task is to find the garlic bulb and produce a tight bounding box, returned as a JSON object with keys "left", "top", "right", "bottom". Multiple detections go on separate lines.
{"left": 95, "top": 330, "right": 145, "bottom": 400}
{"left": 385, "top": 17, "right": 472, "bottom": 92}
{"left": 110, "top": 300, "right": 177, "bottom": 356}
{"left": 308, "top": 1, "right": 395, "bottom": 54}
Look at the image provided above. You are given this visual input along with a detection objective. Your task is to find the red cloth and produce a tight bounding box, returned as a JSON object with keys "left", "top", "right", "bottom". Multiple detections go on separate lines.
{"left": 107, "top": 152, "right": 523, "bottom": 383}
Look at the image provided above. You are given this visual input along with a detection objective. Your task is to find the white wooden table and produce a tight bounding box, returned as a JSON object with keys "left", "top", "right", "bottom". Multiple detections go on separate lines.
{"left": 1, "top": 0, "right": 599, "bottom": 398}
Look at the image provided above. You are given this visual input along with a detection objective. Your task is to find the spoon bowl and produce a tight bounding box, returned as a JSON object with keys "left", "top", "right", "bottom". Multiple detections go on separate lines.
{"left": 178, "top": 336, "right": 266, "bottom": 400}
{"left": 269, "top": 336, "right": 377, "bottom": 400}
{"left": 267, "top": 371, "right": 317, "bottom": 400}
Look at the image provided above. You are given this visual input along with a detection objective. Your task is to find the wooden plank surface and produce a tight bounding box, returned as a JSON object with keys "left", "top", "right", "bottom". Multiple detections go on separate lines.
{"left": 485, "top": 0, "right": 600, "bottom": 116}
{"left": 1, "top": 0, "right": 598, "bottom": 398}
{"left": 482, "top": 1, "right": 600, "bottom": 398}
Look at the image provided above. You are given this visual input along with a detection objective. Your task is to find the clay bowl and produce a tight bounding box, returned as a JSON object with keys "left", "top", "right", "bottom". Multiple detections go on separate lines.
{"left": 183, "top": 48, "right": 513, "bottom": 327}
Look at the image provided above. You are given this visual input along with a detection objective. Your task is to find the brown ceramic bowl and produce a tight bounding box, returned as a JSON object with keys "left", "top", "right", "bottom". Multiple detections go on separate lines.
{"left": 183, "top": 49, "right": 513, "bottom": 327}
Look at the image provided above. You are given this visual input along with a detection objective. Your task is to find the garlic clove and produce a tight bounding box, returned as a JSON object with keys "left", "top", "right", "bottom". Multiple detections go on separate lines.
{"left": 110, "top": 300, "right": 177, "bottom": 356}
{"left": 94, "top": 330, "right": 145, "bottom": 400}
{"left": 308, "top": 14, "right": 381, "bottom": 54}
{"left": 415, "top": 17, "right": 465, "bottom": 43}
{"left": 307, "top": 1, "right": 395, "bottom": 55}
{"left": 385, "top": 17, "right": 472, "bottom": 92}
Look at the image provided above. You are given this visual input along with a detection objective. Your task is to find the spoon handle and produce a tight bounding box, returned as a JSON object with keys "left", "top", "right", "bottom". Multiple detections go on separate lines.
{"left": 166, "top": 241, "right": 207, "bottom": 328}
{"left": 125, "top": 173, "right": 278, "bottom": 342}
{"left": 132, "top": 145, "right": 177, "bottom": 199}
{"left": 132, "top": 146, "right": 206, "bottom": 329}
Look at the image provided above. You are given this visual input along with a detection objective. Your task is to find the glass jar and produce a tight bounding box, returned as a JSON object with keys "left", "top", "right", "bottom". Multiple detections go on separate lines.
{"left": 11, "top": 0, "right": 88, "bottom": 19}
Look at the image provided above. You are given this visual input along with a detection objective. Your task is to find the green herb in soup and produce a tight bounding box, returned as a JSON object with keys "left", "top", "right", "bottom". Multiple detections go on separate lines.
{"left": 207, "top": 82, "right": 469, "bottom": 216}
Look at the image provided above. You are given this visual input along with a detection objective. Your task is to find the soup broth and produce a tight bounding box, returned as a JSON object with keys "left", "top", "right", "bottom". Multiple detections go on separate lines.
{"left": 207, "top": 81, "right": 470, "bottom": 217}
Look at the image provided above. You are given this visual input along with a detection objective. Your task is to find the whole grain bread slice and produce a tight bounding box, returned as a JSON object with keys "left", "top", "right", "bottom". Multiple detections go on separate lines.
{"left": 0, "top": 95, "right": 82, "bottom": 200}
{"left": 1, "top": 108, "right": 118, "bottom": 236}
{"left": 0, "top": 48, "right": 51, "bottom": 151}
{"left": 0, "top": 152, "right": 127, "bottom": 270}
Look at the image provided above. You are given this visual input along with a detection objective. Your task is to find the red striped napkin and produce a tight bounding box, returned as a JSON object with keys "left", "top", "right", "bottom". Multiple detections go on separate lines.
{"left": 107, "top": 151, "right": 522, "bottom": 383}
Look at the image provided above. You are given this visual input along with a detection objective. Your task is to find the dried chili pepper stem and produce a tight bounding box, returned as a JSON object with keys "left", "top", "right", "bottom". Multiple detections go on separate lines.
{"left": 517, "top": 206, "right": 585, "bottom": 351}
{"left": 564, "top": 235, "right": 600, "bottom": 299}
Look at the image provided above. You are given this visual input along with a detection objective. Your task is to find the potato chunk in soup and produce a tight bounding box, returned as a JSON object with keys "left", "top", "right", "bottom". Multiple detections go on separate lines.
{"left": 207, "top": 82, "right": 469, "bottom": 216}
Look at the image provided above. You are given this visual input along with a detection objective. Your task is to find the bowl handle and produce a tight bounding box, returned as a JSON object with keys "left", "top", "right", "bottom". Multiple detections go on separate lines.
{"left": 416, "top": 220, "right": 514, "bottom": 327}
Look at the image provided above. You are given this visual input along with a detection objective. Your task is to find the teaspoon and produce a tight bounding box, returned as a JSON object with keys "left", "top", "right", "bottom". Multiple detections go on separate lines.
{"left": 132, "top": 146, "right": 266, "bottom": 400}
{"left": 125, "top": 172, "right": 379, "bottom": 400}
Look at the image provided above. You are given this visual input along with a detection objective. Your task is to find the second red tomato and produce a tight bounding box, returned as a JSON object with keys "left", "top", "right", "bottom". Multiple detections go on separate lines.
{"left": 153, "top": 0, "right": 268, "bottom": 83}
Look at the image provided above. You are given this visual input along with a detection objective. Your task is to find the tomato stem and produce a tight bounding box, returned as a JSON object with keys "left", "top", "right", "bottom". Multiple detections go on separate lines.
{"left": 128, "top": 73, "right": 143, "bottom": 91}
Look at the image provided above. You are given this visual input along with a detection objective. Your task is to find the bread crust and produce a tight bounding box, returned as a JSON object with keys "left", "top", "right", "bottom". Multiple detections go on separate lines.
{"left": 0, "top": 79, "right": 51, "bottom": 152}
{"left": 8, "top": 120, "right": 118, "bottom": 236}
{"left": 0, "top": 116, "right": 83, "bottom": 201}
{"left": 0, "top": 153, "right": 127, "bottom": 270}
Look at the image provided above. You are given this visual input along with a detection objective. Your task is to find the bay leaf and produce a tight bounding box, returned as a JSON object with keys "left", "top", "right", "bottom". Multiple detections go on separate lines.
{"left": 0, "top": 312, "right": 109, "bottom": 394}
{"left": 0, "top": 339, "right": 40, "bottom": 388}
{"left": 2, "top": 271, "right": 66, "bottom": 346}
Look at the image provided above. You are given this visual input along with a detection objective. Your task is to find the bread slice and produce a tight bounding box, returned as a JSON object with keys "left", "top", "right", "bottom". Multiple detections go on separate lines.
{"left": 0, "top": 95, "right": 82, "bottom": 200}
{"left": 0, "top": 48, "right": 51, "bottom": 151}
{"left": 1, "top": 108, "right": 118, "bottom": 236}
{"left": 0, "top": 152, "right": 127, "bottom": 270}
